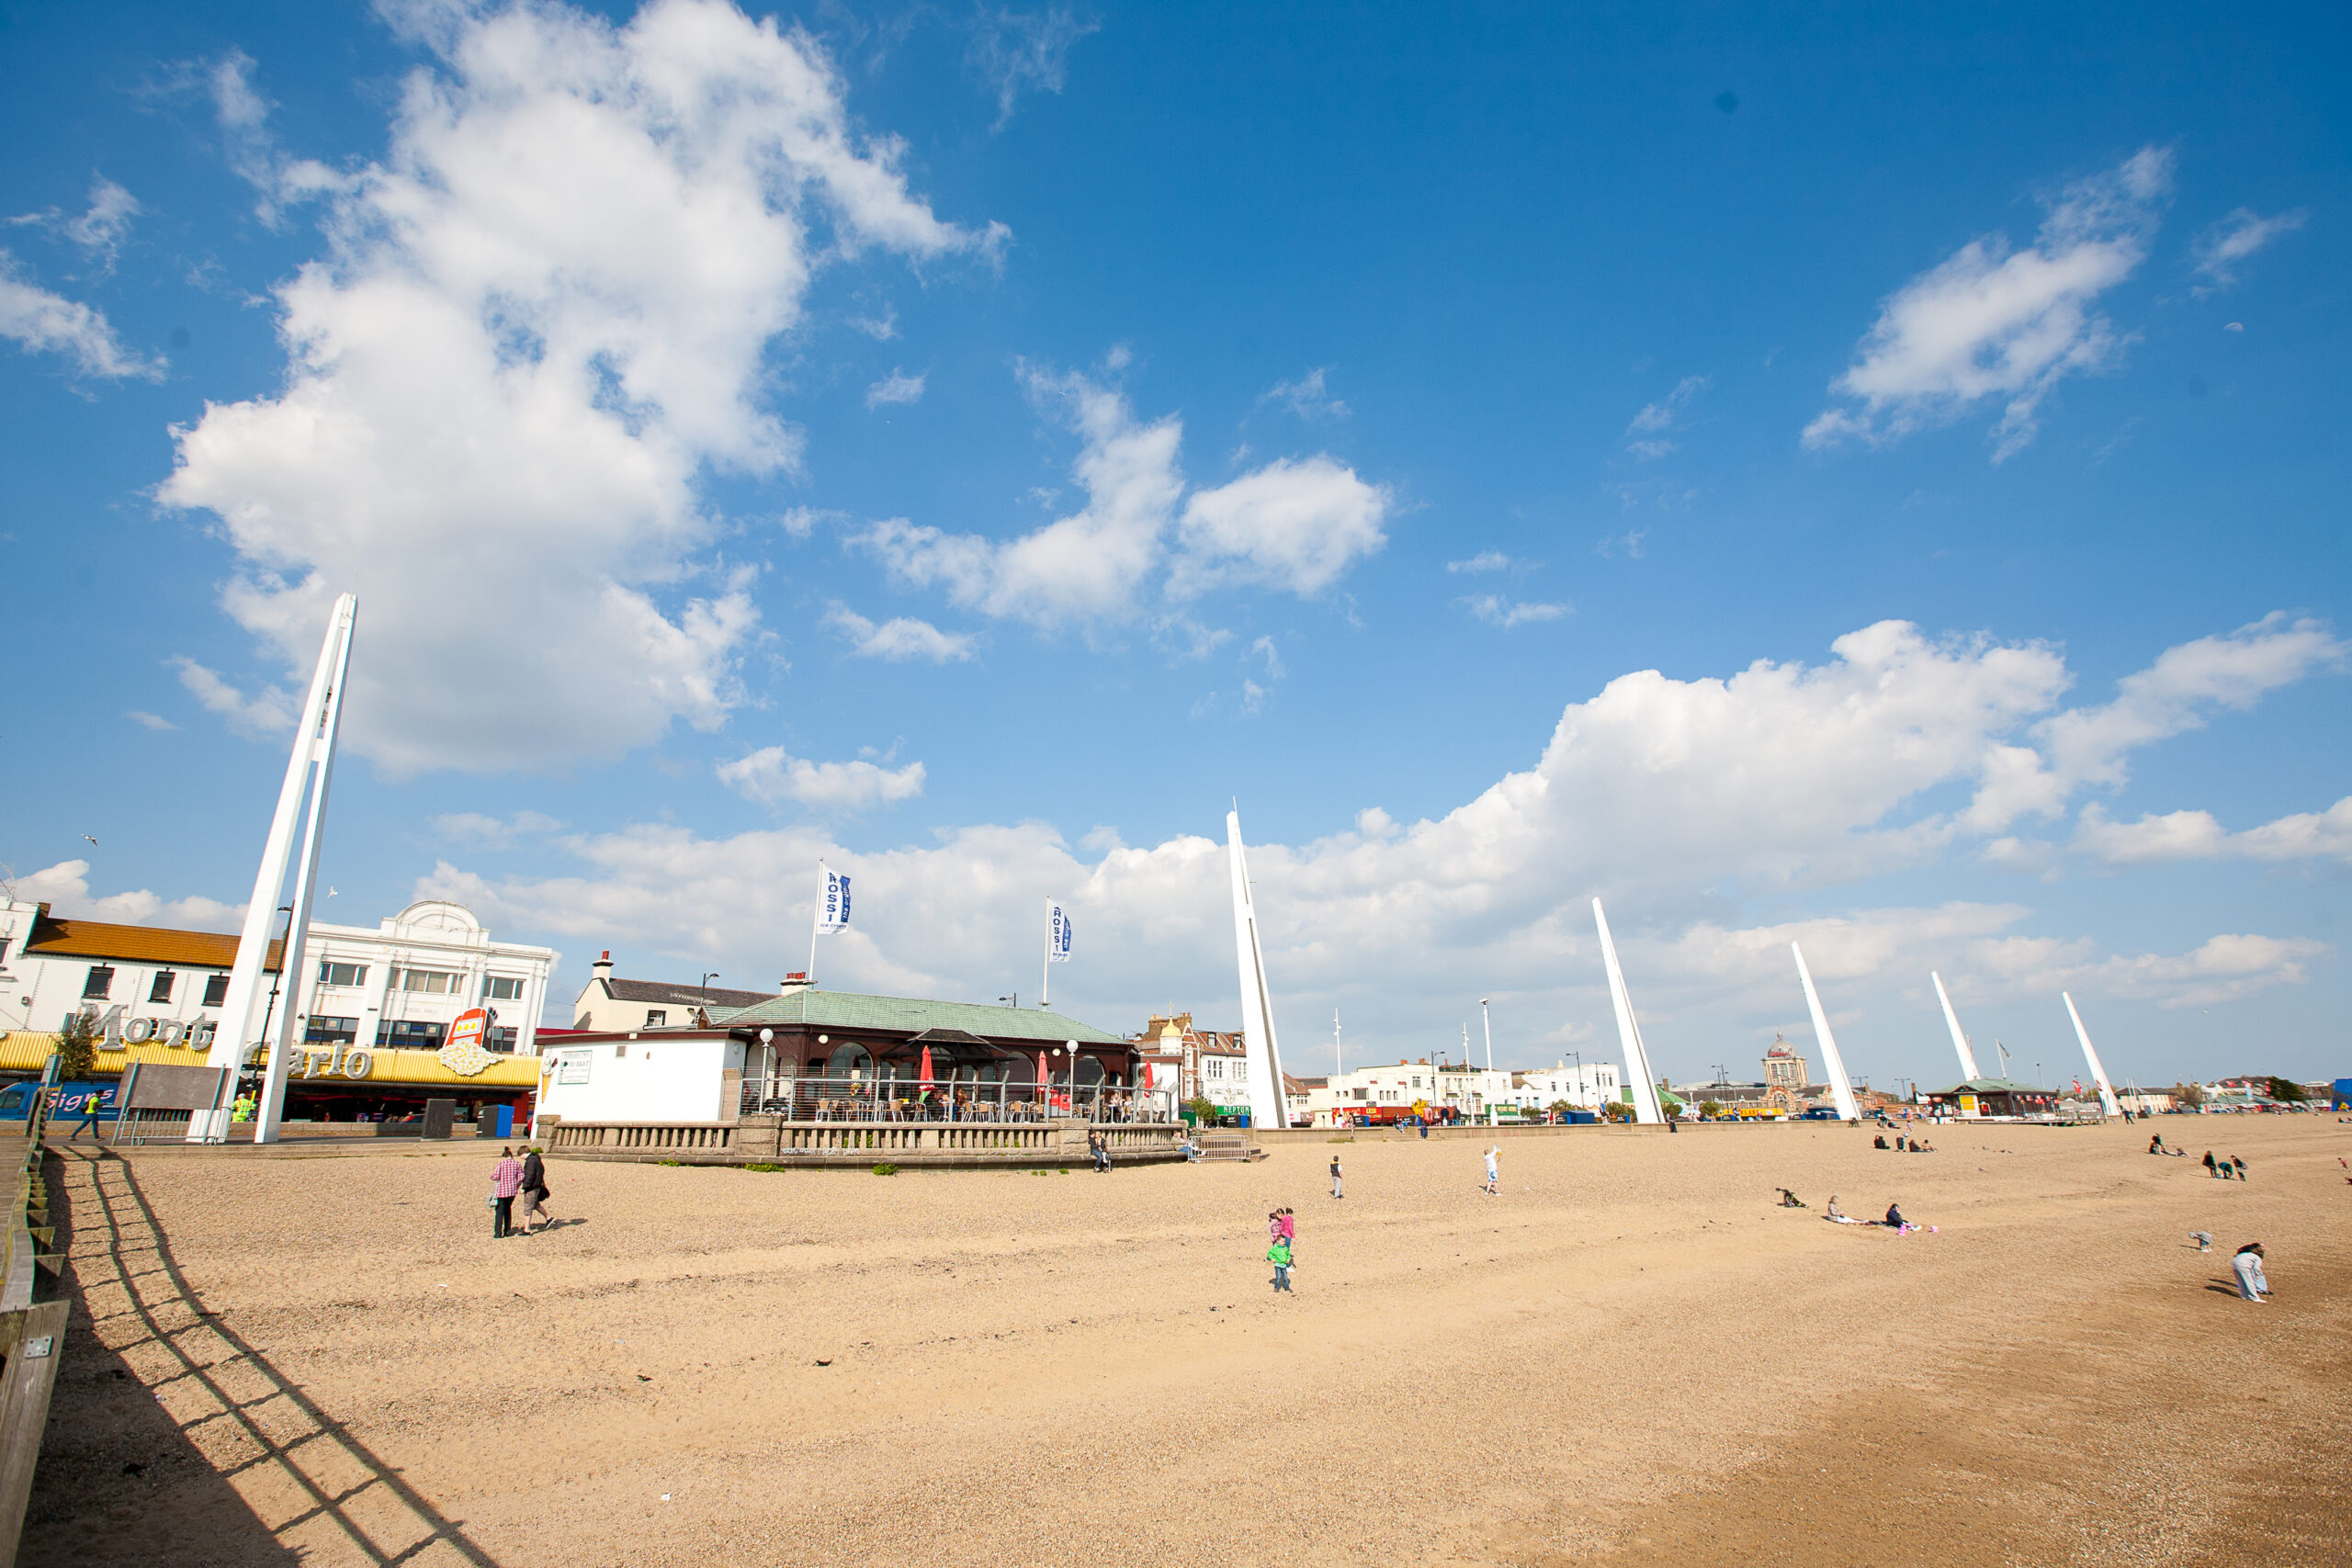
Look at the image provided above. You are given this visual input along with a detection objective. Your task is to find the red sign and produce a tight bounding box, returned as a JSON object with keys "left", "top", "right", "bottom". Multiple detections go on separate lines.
{"left": 447, "top": 1009, "right": 491, "bottom": 1053}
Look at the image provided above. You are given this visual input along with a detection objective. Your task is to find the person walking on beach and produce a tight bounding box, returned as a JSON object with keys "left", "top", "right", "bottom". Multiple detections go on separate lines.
{"left": 2231, "top": 1156, "right": 2248, "bottom": 1181}
{"left": 518, "top": 1146, "right": 552, "bottom": 1234}
{"left": 2231, "top": 1242, "right": 2268, "bottom": 1303}
{"left": 490, "top": 1145, "right": 525, "bottom": 1238}
{"left": 1267, "top": 1233, "right": 1294, "bottom": 1293}
{"left": 64, "top": 1091, "right": 102, "bottom": 1144}
{"left": 2202, "top": 1150, "right": 2220, "bottom": 1179}
{"left": 1329, "top": 1153, "right": 1343, "bottom": 1200}
{"left": 1482, "top": 1145, "right": 1500, "bottom": 1196}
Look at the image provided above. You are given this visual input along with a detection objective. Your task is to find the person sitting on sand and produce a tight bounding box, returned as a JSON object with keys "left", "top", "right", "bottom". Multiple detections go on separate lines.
{"left": 2148, "top": 1134, "right": 2165, "bottom": 1154}
{"left": 2232, "top": 1242, "right": 2268, "bottom": 1303}
{"left": 1873, "top": 1134, "right": 1889, "bottom": 1149}
{"left": 1883, "top": 1202, "right": 1906, "bottom": 1231}
{"left": 1914, "top": 1137, "right": 1933, "bottom": 1152}
{"left": 1778, "top": 1188, "right": 1805, "bottom": 1208}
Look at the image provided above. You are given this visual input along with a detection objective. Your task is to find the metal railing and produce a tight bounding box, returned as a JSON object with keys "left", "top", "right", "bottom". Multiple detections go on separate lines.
{"left": 739, "top": 1077, "right": 1174, "bottom": 1125}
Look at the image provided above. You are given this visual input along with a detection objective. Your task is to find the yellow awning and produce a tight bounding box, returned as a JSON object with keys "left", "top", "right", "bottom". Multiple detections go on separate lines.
{"left": 0, "top": 1032, "right": 542, "bottom": 1089}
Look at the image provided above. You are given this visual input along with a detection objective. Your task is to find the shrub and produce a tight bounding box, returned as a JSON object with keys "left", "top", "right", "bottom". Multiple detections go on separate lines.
{"left": 744, "top": 1162, "right": 783, "bottom": 1172}
{"left": 54, "top": 1010, "right": 97, "bottom": 1082}
{"left": 657, "top": 1158, "right": 682, "bottom": 1167}
{"left": 872, "top": 1162, "right": 899, "bottom": 1176}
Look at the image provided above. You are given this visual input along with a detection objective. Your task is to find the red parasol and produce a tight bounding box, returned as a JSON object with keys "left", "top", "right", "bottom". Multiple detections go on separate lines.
{"left": 919, "top": 1044, "right": 934, "bottom": 1088}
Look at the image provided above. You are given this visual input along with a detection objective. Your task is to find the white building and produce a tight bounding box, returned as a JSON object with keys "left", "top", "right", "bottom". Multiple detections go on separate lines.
{"left": 0, "top": 897, "right": 554, "bottom": 1057}
{"left": 1505, "top": 1061, "right": 1623, "bottom": 1116}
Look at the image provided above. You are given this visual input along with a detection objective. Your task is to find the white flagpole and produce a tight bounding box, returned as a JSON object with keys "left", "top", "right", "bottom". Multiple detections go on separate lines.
{"left": 1791, "top": 942, "right": 1860, "bottom": 1122}
{"left": 808, "top": 859, "right": 825, "bottom": 988}
{"left": 1041, "top": 897, "right": 1051, "bottom": 1010}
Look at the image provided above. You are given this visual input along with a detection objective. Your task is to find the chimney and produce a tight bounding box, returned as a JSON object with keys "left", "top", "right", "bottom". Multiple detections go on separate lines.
{"left": 592, "top": 951, "right": 614, "bottom": 986}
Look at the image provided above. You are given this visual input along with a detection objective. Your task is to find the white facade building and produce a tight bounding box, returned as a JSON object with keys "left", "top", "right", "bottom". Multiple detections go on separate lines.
{"left": 1506, "top": 1061, "right": 1623, "bottom": 1116}
{"left": 0, "top": 897, "right": 553, "bottom": 1057}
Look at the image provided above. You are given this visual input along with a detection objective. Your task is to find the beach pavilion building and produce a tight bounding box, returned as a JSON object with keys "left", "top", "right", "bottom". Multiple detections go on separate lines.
{"left": 534, "top": 989, "right": 1163, "bottom": 1134}
{"left": 1922, "top": 1078, "right": 2064, "bottom": 1119}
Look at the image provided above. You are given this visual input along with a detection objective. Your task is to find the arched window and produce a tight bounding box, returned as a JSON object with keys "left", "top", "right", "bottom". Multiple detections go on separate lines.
{"left": 1075, "top": 1054, "right": 1103, "bottom": 1087}
{"left": 826, "top": 1041, "right": 871, "bottom": 1077}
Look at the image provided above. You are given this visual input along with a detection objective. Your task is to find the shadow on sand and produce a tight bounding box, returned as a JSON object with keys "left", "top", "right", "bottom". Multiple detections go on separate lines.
{"left": 21, "top": 1147, "right": 500, "bottom": 1567}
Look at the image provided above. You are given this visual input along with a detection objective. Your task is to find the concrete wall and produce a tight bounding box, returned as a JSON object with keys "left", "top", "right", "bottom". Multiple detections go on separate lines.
{"left": 536, "top": 1035, "right": 741, "bottom": 1126}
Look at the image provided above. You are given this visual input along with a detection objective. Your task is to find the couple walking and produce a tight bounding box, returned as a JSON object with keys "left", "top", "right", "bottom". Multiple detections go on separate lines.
{"left": 490, "top": 1145, "right": 553, "bottom": 1236}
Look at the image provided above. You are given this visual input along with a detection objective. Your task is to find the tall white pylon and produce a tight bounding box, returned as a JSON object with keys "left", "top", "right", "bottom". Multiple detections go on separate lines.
{"left": 1791, "top": 942, "right": 1860, "bottom": 1122}
{"left": 1592, "top": 898, "right": 1664, "bottom": 1125}
{"left": 1226, "top": 808, "right": 1289, "bottom": 1131}
{"left": 2064, "top": 992, "right": 2123, "bottom": 1118}
{"left": 1931, "top": 971, "right": 1981, "bottom": 1082}
{"left": 196, "top": 594, "right": 358, "bottom": 1144}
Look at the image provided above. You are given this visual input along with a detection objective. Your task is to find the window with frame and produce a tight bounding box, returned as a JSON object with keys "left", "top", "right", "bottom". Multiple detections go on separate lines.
{"left": 305, "top": 1016, "right": 357, "bottom": 1043}
{"left": 317, "top": 961, "right": 368, "bottom": 988}
{"left": 483, "top": 976, "right": 525, "bottom": 1000}
{"left": 394, "top": 969, "right": 460, "bottom": 995}
{"left": 644, "top": 1010, "right": 667, "bottom": 1027}
{"left": 202, "top": 974, "right": 231, "bottom": 1008}
{"left": 82, "top": 966, "right": 115, "bottom": 999}
{"left": 489, "top": 1025, "right": 516, "bottom": 1052}
{"left": 148, "top": 971, "right": 175, "bottom": 1004}
{"left": 376, "top": 1020, "right": 447, "bottom": 1047}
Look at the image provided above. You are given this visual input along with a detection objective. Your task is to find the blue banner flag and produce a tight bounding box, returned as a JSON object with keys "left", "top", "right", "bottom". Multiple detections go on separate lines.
{"left": 819, "top": 868, "right": 852, "bottom": 933}
{"left": 1047, "top": 901, "right": 1072, "bottom": 963}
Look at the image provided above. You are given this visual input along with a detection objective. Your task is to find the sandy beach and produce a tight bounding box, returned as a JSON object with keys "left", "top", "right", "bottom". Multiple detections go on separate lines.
{"left": 18, "top": 1115, "right": 2349, "bottom": 1567}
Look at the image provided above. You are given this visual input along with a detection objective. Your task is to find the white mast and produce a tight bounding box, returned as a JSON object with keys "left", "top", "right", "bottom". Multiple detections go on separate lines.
{"left": 2064, "top": 993, "right": 2122, "bottom": 1117}
{"left": 1931, "top": 971, "right": 1981, "bottom": 1081}
{"left": 1790, "top": 942, "right": 1860, "bottom": 1122}
{"left": 1226, "top": 808, "right": 1288, "bottom": 1130}
{"left": 1592, "top": 898, "right": 1664, "bottom": 1125}
{"left": 198, "top": 592, "right": 357, "bottom": 1145}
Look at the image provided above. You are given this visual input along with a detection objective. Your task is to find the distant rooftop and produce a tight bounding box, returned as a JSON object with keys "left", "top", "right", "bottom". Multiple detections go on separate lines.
{"left": 707, "top": 989, "right": 1125, "bottom": 1045}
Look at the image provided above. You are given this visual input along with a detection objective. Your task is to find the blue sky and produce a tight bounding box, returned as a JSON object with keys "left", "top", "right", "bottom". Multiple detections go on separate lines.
{"left": 5, "top": 0, "right": 2346, "bottom": 1089}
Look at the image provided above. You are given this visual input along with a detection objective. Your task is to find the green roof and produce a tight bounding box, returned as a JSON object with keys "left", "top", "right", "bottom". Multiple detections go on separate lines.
{"left": 707, "top": 989, "right": 1127, "bottom": 1046}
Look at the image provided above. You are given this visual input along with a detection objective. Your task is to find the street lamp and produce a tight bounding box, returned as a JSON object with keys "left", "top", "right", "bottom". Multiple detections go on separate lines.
{"left": 701, "top": 970, "right": 719, "bottom": 992}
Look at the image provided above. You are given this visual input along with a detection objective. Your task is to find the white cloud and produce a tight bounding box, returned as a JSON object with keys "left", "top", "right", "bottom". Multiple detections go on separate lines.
{"left": 717, "top": 745, "right": 925, "bottom": 810}
{"left": 1446, "top": 551, "right": 1512, "bottom": 574}
{"left": 125, "top": 710, "right": 177, "bottom": 732}
{"left": 0, "top": 253, "right": 160, "bottom": 379}
{"left": 432, "top": 809, "right": 565, "bottom": 848}
{"left": 1623, "top": 439, "right": 1675, "bottom": 462}
{"left": 1261, "top": 367, "right": 1350, "bottom": 421}
{"left": 15, "top": 860, "right": 243, "bottom": 932}
{"left": 1804, "top": 146, "right": 2171, "bottom": 461}
{"left": 425, "top": 616, "right": 2341, "bottom": 1066}
{"left": 858, "top": 364, "right": 1388, "bottom": 625}
{"left": 1171, "top": 456, "right": 1388, "bottom": 598}
{"left": 865, "top": 368, "right": 926, "bottom": 408}
{"left": 1459, "top": 595, "right": 1567, "bottom": 628}
{"left": 169, "top": 656, "right": 297, "bottom": 739}
{"left": 207, "top": 51, "right": 347, "bottom": 226}
{"left": 2076, "top": 796, "right": 2352, "bottom": 868}
{"left": 824, "top": 604, "right": 974, "bottom": 662}
{"left": 1239, "top": 677, "right": 1269, "bottom": 715}
{"left": 2192, "top": 208, "right": 2306, "bottom": 292}
{"left": 2032, "top": 614, "right": 2346, "bottom": 797}
{"left": 10, "top": 176, "right": 141, "bottom": 271}
{"left": 161, "top": 0, "right": 1000, "bottom": 774}
{"left": 1618, "top": 380, "right": 1712, "bottom": 444}
{"left": 64, "top": 178, "right": 141, "bottom": 265}
{"left": 967, "top": 6, "right": 1098, "bottom": 128}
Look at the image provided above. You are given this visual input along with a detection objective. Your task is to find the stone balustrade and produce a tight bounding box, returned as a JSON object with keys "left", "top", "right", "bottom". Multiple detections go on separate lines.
{"left": 538, "top": 1115, "right": 1184, "bottom": 1169}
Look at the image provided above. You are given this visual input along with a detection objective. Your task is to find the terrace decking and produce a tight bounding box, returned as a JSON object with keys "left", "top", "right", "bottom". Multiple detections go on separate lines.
{"left": 540, "top": 1114, "right": 1188, "bottom": 1168}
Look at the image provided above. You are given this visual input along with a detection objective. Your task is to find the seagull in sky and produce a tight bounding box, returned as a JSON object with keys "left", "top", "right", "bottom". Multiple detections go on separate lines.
{"left": 81, "top": 835, "right": 97, "bottom": 847}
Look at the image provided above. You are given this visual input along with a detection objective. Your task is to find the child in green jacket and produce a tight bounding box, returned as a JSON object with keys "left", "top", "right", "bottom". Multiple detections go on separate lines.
{"left": 1267, "top": 1236, "right": 1293, "bottom": 1293}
